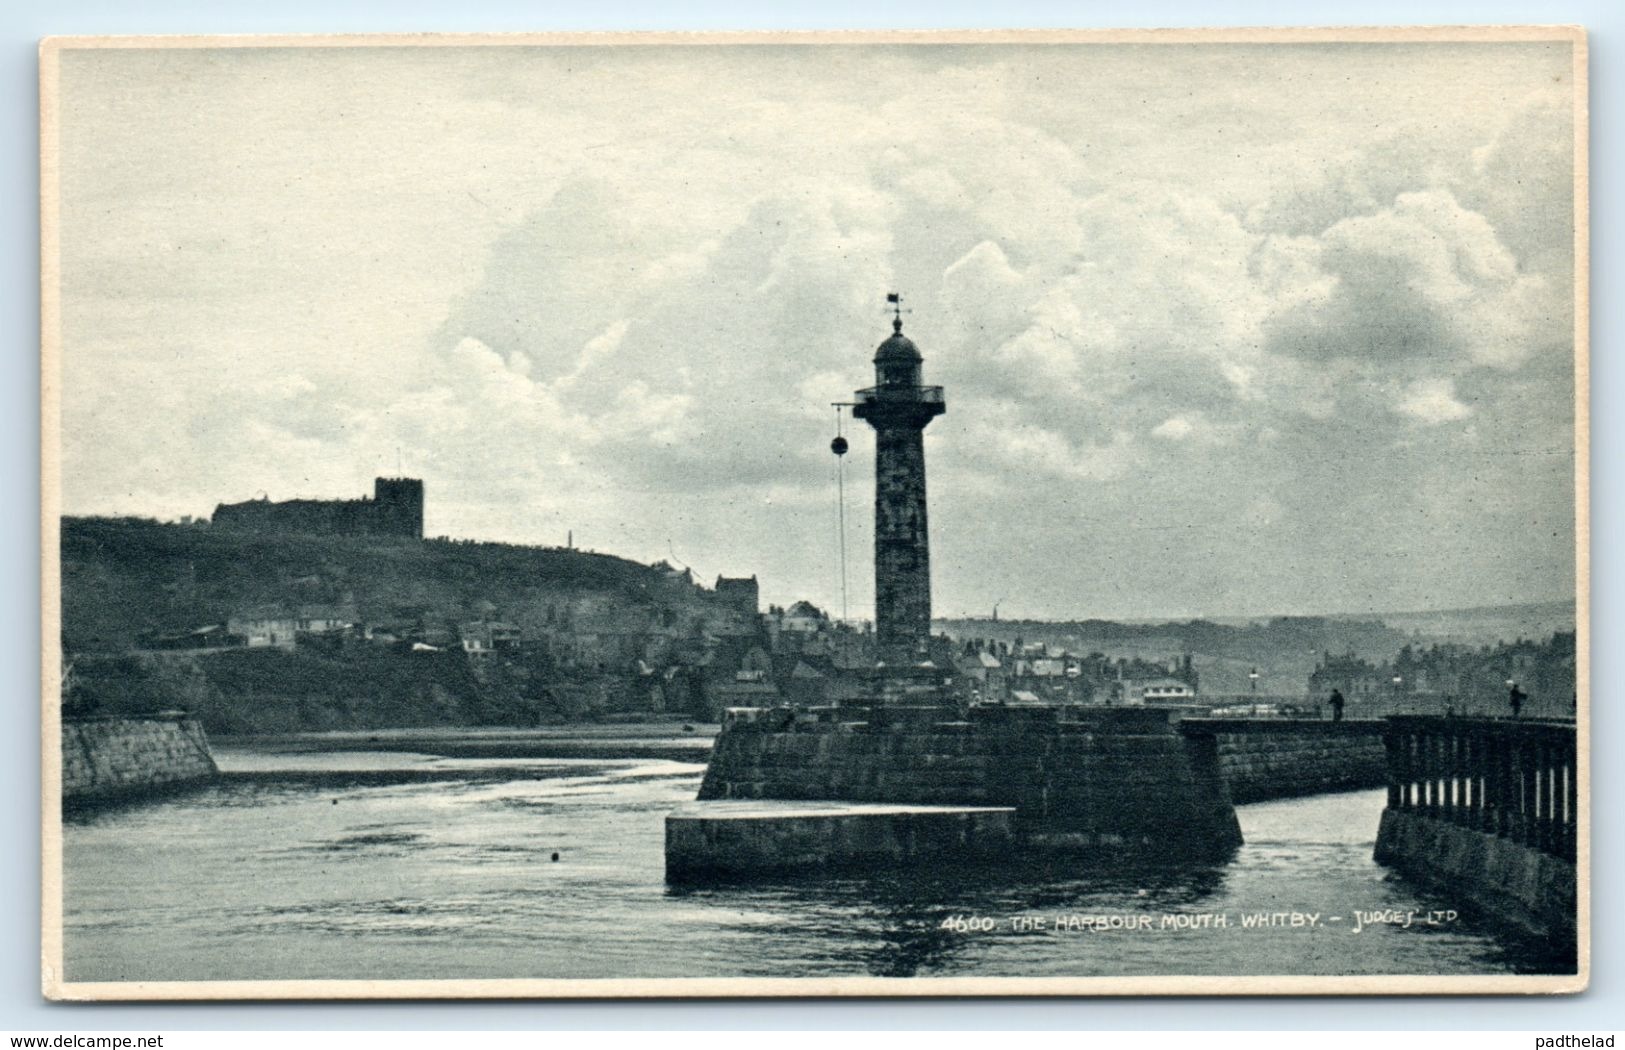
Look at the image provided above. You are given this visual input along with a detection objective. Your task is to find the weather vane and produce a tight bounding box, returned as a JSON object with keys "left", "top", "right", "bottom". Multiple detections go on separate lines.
{"left": 886, "top": 291, "right": 911, "bottom": 330}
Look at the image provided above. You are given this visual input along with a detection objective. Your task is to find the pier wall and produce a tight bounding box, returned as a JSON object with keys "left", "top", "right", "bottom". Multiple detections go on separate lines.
{"left": 61, "top": 715, "right": 219, "bottom": 804}
{"left": 666, "top": 802, "right": 1016, "bottom": 881}
{"left": 1375, "top": 809, "right": 1576, "bottom": 942}
{"left": 1372, "top": 716, "right": 1577, "bottom": 947}
{"left": 1181, "top": 719, "right": 1387, "bottom": 803}
{"left": 698, "top": 706, "right": 1241, "bottom": 857}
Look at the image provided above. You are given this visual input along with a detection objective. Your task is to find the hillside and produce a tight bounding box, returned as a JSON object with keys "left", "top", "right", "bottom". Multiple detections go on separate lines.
{"left": 59, "top": 517, "right": 738, "bottom": 732}
{"left": 1341, "top": 600, "right": 1576, "bottom": 647}
{"left": 60, "top": 517, "right": 691, "bottom": 650}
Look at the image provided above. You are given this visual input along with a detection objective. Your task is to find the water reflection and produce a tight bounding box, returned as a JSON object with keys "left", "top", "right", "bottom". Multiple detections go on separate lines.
{"left": 668, "top": 854, "right": 1232, "bottom": 977}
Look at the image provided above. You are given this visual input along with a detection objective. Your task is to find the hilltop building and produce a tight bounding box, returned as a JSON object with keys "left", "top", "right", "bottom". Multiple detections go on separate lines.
{"left": 212, "top": 477, "right": 424, "bottom": 539}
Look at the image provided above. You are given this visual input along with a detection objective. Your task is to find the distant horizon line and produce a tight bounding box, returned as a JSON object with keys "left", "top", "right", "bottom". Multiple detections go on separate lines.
{"left": 930, "top": 598, "right": 1578, "bottom": 627}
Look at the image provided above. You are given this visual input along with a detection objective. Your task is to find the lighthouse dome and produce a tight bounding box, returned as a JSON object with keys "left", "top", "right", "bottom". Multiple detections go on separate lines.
{"left": 874, "top": 319, "right": 921, "bottom": 363}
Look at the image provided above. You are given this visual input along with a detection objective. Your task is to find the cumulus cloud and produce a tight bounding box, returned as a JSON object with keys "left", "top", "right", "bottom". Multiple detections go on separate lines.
{"left": 1153, "top": 418, "right": 1195, "bottom": 442}
{"left": 56, "top": 42, "right": 1579, "bottom": 616}
{"left": 1467, "top": 91, "right": 1578, "bottom": 271}
{"left": 1397, "top": 377, "right": 1474, "bottom": 425}
{"left": 1153, "top": 415, "right": 1221, "bottom": 442}
{"left": 1260, "top": 189, "right": 1548, "bottom": 371}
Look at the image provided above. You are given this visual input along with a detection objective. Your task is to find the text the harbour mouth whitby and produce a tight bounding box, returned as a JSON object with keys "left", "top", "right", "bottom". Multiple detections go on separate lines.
{"left": 952, "top": 910, "right": 1461, "bottom": 934}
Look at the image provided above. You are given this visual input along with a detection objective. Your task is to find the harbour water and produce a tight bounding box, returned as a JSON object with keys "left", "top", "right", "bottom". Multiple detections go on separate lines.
{"left": 61, "top": 731, "right": 1570, "bottom": 982}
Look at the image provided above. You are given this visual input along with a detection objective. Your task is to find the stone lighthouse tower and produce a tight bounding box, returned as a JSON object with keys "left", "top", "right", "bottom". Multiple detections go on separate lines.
{"left": 853, "top": 299, "right": 946, "bottom": 662}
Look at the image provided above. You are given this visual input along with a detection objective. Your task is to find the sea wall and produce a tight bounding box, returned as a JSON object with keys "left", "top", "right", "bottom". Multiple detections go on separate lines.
{"left": 698, "top": 705, "right": 1242, "bottom": 858}
{"left": 61, "top": 715, "right": 219, "bottom": 804}
{"left": 1375, "top": 809, "right": 1577, "bottom": 945}
{"left": 1371, "top": 715, "right": 1577, "bottom": 949}
{"left": 1180, "top": 719, "right": 1387, "bottom": 803}
{"left": 666, "top": 802, "right": 1017, "bottom": 882}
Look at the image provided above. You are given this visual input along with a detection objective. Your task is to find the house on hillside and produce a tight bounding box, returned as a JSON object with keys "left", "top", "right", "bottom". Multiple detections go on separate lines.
{"left": 779, "top": 600, "right": 828, "bottom": 633}
{"left": 227, "top": 606, "right": 302, "bottom": 649}
{"left": 694, "top": 637, "right": 781, "bottom": 717}
{"left": 295, "top": 603, "right": 356, "bottom": 634}
{"left": 714, "top": 574, "right": 760, "bottom": 616}
{"left": 459, "top": 620, "right": 522, "bottom": 661}
{"left": 226, "top": 602, "right": 356, "bottom": 650}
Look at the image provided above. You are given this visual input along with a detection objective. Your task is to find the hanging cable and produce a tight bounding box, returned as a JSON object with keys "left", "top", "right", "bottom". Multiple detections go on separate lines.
{"left": 831, "top": 404, "right": 850, "bottom": 624}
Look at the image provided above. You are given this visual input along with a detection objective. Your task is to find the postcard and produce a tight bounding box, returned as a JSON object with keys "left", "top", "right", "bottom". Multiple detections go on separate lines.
{"left": 40, "top": 27, "right": 1587, "bottom": 999}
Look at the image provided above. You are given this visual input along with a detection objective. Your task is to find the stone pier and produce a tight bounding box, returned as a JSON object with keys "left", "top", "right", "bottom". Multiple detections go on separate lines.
{"left": 665, "top": 801, "right": 1017, "bottom": 882}
{"left": 1179, "top": 717, "right": 1387, "bottom": 803}
{"left": 1374, "top": 715, "right": 1578, "bottom": 947}
{"left": 666, "top": 704, "right": 1241, "bottom": 878}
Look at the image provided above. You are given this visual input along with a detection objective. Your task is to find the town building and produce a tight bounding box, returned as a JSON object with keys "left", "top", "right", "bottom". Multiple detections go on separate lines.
{"left": 1115, "top": 677, "right": 1198, "bottom": 705}
{"left": 714, "top": 575, "right": 760, "bottom": 616}
{"left": 1307, "top": 633, "right": 1576, "bottom": 718}
{"left": 226, "top": 606, "right": 302, "bottom": 649}
{"left": 226, "top": 602, "right": 357, "bottom": 649}
{"left": 459, "top": 620, "right": 523, "bottom": 662}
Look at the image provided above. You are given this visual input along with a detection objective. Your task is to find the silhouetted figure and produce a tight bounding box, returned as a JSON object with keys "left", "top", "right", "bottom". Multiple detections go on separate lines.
{"left": 1328, "top": 689, "right": 1346, "bottom": 723}
{"left": 1509, "top": 684, "right": 1527, "bottom": 720}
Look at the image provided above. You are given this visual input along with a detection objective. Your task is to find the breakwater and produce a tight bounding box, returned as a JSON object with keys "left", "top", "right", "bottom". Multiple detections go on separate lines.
{"left": 1373, "top": 715, "right": 1578, "bottom": 948}
{"left": 695, "top": 704, "right": 1241, "bottom": 859}
{"left": 61, "top": 715, "right": 219, "bottom": 804}
{"left": 1180, "top": 718, "right": 1388, "bottom": 803}
{"left": 666, "top": 801, "right": 1017, "bottom": 881}
{"left": 678, "top": 707, "right": 1405, "bottom": 878}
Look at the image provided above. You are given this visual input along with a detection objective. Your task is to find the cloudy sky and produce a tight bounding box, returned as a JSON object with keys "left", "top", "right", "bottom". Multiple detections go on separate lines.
{"left": 53, "top": 37, "right": 1579, "bottom": 620}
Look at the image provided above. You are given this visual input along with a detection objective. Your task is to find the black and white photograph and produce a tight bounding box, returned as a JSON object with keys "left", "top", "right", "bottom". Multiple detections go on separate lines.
{"left": 40, "top": 27, "right": 1587, "bottom": 998}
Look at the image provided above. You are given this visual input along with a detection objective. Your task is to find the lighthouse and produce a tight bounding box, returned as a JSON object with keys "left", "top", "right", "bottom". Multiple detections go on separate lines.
{"left": 852, "top": 297, "right": 946, "bottom": 662}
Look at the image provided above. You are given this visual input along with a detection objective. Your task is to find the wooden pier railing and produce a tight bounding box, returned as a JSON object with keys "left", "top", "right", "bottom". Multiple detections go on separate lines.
{"left": 1383, "top": 716, "right": 1577, "bottom": 862}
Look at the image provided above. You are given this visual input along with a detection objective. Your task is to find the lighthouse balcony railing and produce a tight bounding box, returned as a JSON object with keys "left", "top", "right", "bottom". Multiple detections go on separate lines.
{"left": 854, "top": 385, "right": 945, "bottom": 406}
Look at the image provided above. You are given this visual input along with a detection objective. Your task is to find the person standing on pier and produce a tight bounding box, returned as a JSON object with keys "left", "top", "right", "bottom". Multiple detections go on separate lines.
{"left": 1328, "top": 689, "right": 1346, "bottom": 723}
{"left": 1508, "top": 682, "right": 1527, "bottom": 720}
